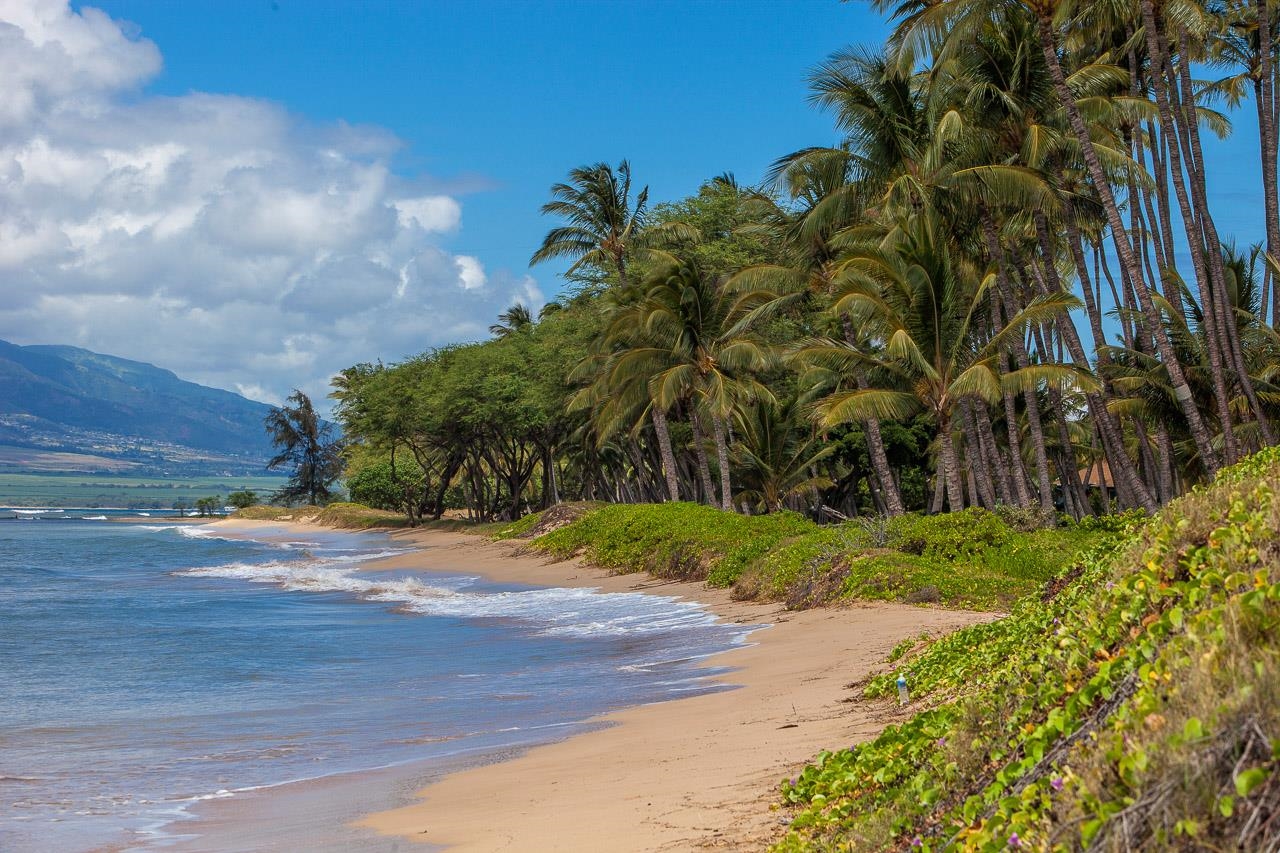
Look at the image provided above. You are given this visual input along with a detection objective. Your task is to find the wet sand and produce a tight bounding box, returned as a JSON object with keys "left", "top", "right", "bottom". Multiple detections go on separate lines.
{"left": 179, "top": 520, "right": 990, "bottom": 852}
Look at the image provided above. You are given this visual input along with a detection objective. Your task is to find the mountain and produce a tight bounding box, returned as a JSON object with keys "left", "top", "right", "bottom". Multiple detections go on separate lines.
{"left": 0, "top": 339, "right": 279, "bottom": 474}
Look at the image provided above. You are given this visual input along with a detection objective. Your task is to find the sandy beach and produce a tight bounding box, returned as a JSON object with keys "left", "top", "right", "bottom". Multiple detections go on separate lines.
{"left": 192, "top": 520, "right": 990, "bottom": 852}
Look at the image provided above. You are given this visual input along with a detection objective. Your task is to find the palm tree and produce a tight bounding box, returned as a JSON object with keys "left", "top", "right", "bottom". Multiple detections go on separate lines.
{"left": 637, "top": 250, "right": 774, "bottom": 511}
{"left": 489, "top": 304, "right": 534, "bottom": 338}
{"left": 798, "top": 210, "right": 1087, "bottom": 510}
{"left": 734, "top": 396, "right": 835, "bottom": 513}
{"left": 875, "top": 0, "right": 1222, "bottom": 474}
{"left": 530, "top": 160, "right": 648, "bottom": 288}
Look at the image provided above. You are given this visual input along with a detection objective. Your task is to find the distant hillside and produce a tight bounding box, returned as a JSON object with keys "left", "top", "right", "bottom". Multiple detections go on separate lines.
{"left": 0, "top": 339, "right": 278, "bottom": 474}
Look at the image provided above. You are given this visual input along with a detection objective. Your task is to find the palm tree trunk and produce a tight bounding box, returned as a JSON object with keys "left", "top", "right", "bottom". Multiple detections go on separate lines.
{"left": 1001, "top": 259, "right": 1057, "bottom": 515}
{"left": 1024, "top": 214, "right": 1158, "bottom": 511}
{"left": 1172, "top": 27, "right": 1273, "bottom": 447}
{"left": 1260, "top": 0, "right": 1280, "bottom": 325}
{"left": 650, "top": 405, "right": 680, "bottom": 501}
{"left": 1153, "top": 421, "right": 1177, "bottom": 503}
{"left": 1000, "top": 385, "right": 1034, "bottom": 507}
{"left": 929, "top": 469, "right": 945, "bottom": 514}
{"left": 962, "top": 400, "right": 997, "bottom": 508}
{"left": 843, "top": 320, "right": 905, "bottom": 515}
{"left": 982, "top": 214, "right": 1053, "bottom": 512}
{"left": 690, "top": 411, "right": 716, "bottom": 506}
{"left": 937, "top": 411, "right": 964, "bottom": 511}
{"left": 1035, "top": 9, "right": 1219, "bottom": 475}
{"left": 975, "top": 399, "right": 1013, "bottom": 505}
{"left": 711, "top": 414, "right": 734, "bottom": 512}
{"left": 1139, "top": 4, "right": 1241, "bottom": 463}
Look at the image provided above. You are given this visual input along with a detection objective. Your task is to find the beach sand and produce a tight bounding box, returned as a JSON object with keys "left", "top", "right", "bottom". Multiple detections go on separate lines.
{"left": 193, "top": 520, "right": 991, "bottom": 852}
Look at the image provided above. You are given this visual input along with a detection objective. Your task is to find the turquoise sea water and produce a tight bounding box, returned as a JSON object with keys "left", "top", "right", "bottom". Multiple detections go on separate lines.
{"left": 0, "top": 516, "right": 753, "bottom": 851}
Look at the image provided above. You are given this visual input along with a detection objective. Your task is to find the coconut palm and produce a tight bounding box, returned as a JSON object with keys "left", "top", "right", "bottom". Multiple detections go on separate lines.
{"left": 530, "top": 160, "right": 649, "bottom": 287}
{"left": 489, "top": 303, "right": 534, "bottom": 338}
{"left": 733, "top": 396, "right": 835, "bottom": 513}
{"left": 798, "top": 209, "right": 1089, "bottom": 509}
{"left": 634, "top": 250, "right": 775, "bottom": 511}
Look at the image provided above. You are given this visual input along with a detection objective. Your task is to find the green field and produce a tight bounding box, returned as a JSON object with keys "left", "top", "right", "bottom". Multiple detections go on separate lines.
{"left": 0, "top": 473, "right": 289, "bottom": 508}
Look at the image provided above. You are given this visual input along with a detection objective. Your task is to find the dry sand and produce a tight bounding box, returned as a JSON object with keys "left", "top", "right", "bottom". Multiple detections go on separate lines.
{"left": 203, "top": 520, "right": 991, "bottom": 852}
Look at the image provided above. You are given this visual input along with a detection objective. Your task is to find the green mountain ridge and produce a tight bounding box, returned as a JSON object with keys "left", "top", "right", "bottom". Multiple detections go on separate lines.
{"left": 0, "top": 339, "right": 277, "bottom": 474}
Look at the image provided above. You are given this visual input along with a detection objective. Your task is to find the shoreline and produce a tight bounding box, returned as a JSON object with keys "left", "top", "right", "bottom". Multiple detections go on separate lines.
{"left": 182, "top": 519, "right": 991, "bottom": 852}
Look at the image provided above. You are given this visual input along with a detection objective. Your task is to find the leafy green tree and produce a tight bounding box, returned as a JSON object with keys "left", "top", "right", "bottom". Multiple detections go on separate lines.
{"left": 227, "top": 490, "right": 257, "bottom": 509}
{"left": 265, "top": 390, "right": 345, "bottom": 506}
{"left": 194, "top": 496, "right": 222, "bottom": 517}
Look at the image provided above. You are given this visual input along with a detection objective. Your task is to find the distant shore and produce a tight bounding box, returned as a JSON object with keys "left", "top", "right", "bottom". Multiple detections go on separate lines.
{"left": 183, "top": 519, "right": 989, "bottom": 852}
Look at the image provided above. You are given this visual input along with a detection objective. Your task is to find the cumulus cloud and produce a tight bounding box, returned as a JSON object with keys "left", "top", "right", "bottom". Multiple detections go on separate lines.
{"left": 0, "top": 0, "right": 543, "bottom": 407}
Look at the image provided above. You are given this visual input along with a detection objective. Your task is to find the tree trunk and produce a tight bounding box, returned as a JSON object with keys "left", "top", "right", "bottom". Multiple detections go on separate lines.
{"left": 962, "top": 400, "right": 997, "bottom": 508}
{"left": 975, "top": 399, "right": 1014, "bottom": 505}
{"left": 982, "top": 213, "right": 1053, "bottom": 512}
{"left": 843, "top": 318, "right": 905, "bottom": 515}
{"left": 1036, "top": 10, "right": 1220, "bottom": 475}
{"left": 711, "top": 414, "right": 734, "bottom": 512}
{"left": 1173, "top": 27, "right": 1273, "bottom": 447}
{"left": 690, "top": 411, "right": 716, "bottom": 506}
{"left": 1140, "top": 4, "right": 1241, "bottom": 463}
{"left": 1024, "top": 210, "right": 1159, "bottom": 511}
{"left": 1260, "top": 0, "right": 1280, "bottom": 325}
{"left": 650, "top": 405, "right": 680, "bottom": 501}
{"left": 937, "top": 412, "right": 964, "bottom": 512}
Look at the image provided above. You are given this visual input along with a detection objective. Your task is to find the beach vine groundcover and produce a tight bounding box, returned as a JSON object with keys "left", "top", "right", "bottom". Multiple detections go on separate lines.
{"left": 774, "top": 446, "right": 1280, "bottom": 851}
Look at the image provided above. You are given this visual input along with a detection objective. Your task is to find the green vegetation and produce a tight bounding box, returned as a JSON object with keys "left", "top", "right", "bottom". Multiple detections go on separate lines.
{"left": 264, "top": 390, "right": 345, "bottom": 506}
{"left": 506, "top": 502, "right": 1099, "bottom": 609}
{"left": 331, "top": 0, "right": 1280, "bottom": 531}
{"left": 774, "top": 446, "right": 1280, "bottom": 851}
{"left": 0, "top": 473, "right": 286, "bottom": 508}
{"left": 533, "top": 502, "right": 817, "bottom": 587}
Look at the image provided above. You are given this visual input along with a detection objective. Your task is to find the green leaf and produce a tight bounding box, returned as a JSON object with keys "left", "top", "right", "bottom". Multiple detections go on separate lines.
{"left": 1236, "top": 767, "right": 1269, "bottom": 797}
{"left": 1218, "top": 795, "right": 1234, "bottom": 818}
{"left": 1183, "top": 717, "right": 1203, "bottom": 741}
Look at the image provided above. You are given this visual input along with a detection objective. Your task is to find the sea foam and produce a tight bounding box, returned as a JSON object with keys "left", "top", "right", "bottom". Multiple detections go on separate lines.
{"left": 175, "top": 553, "right": 721, "bottom": 637}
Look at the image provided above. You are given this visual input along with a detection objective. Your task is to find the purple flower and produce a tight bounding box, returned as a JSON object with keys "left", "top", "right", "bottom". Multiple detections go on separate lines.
{"left": 910, "top": 838, "right": 923, "bottom": 849}
{"left": 1008, "top": 832, "right": 1021, "bottom": 847}
{"left": 1050, "top": 777, "right": 1064, "bottom": 792}
{"left": 936, "top": 737, "right": 947, "bottom": 748}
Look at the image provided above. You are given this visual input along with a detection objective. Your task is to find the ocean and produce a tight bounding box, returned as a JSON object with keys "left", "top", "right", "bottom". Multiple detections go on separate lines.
{"left": 0, "top": 515, "right": 754, "bottom": 851}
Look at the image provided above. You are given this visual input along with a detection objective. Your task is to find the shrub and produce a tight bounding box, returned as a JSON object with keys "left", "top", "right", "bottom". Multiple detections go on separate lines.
{"left": 532, "top": 502, "right": 818, "bottom": 587}
{"left": 884, "top": 508, "right": 1012, "bottom": 560}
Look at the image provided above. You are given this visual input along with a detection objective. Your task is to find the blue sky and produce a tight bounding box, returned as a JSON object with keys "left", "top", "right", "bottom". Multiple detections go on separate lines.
{"left": 90, "top": 0, "right": 891, "bottom": 289}
{"left": 3, "top": 1, "right": 1270, "bottom": 405}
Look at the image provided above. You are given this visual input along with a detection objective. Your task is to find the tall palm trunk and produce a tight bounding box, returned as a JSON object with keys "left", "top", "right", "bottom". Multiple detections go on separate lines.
{"left": 1172, "top": 27, "right": 1273, "bottom": 446}
{"left": 690, "top": 411, "right": 716, "bottom": 506}
{"left": 981, "top": 213, "right": 1052, "bottom": 511}
{"left": 711, "top": 414, "right": 734, "bottom": 512}
{"left": 1260, "top": 0, "right": 1280, "bottom": 325}
{"left": 1138, "top": 3, "right": 1239, "bottom": 462}
{"left": 842, "top": 318, "right": 905, "bottom": 515}
{"left": 1034, "top": 10, "right": 1219, "bottom": 475}
{"left": 962, "top": 400, "right": 998, "bottom": 508}
{"left": 1024, "top": 232, "right": 1158, "bottom": 510}
{"left": 936, "top": 410, "right": 965, "bottom": 511}
{"left": 974, "top": 399, "right": 1014, "bottom": 505}
{"left": 650, "top": 405, "right": 680, "bottom": 501}
{"left": 854, "top": 370, "right": 905, "bottom": 516}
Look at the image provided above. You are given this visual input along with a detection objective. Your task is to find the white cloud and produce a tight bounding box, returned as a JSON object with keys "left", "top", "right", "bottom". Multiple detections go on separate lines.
{"left": 0, "top": 1, "right": 540, "bottom": 408}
